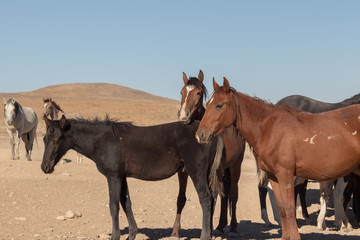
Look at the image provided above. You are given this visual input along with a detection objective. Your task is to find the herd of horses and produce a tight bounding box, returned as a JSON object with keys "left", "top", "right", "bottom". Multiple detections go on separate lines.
{"left": 3, "top": 71, "right": 360, "bottom": 240}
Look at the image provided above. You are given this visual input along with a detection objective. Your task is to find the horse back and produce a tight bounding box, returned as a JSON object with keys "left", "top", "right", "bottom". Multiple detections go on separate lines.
{"left": 120, "top": 121, "right": 216, "bottom": 180}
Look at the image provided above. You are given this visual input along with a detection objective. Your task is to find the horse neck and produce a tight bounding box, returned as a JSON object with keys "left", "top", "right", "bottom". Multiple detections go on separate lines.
{"left": 233, "top": 92, "right": 273, "bottom": 147}
{"left": 52, "top": 107, "right": 64, "bottom": 120}
{"left": 194, "top": 104, "right": 205, "bottom": 121}
{"left": 66, "top": 122, "right": 110, "bottom": 162}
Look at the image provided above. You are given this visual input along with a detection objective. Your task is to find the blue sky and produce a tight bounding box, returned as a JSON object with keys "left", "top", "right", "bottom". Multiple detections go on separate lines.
{"left": 1, "top": 1, "right": 359, "bottom": 103}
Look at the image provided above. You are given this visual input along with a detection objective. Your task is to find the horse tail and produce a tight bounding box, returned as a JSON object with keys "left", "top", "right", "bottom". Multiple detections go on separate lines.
{"left": 209, "top": 135, "right": 224, "bottom": 197}
{"left": 258, "top": 167, "right": 268, "bottom": 188}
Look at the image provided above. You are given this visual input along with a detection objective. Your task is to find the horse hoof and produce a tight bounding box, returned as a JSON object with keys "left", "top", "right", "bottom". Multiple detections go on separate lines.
{"left": 228, "top": 231, "right": 239, "bottom": 238}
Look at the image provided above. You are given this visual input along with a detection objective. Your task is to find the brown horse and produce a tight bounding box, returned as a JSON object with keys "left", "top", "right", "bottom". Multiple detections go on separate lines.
{"left": 175, "top": 70, "right": 245, "bottom": 237}
{"left": 196, "top": 77, "right": 360, "bottom": 240}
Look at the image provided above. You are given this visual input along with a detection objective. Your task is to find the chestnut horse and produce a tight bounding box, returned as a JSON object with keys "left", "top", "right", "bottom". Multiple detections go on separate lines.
{"left": 175, "top": 70, "right": 244, "bottom": 237}
{"left": 196, "top": 77, "right": 360, "bottom": 240}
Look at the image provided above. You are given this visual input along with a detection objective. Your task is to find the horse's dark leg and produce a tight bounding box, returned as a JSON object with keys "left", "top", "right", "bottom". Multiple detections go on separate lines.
{"left": 188, "top": 173, "right": 213, "bottom": 240}
{"left": 228, "top": 159, "right": 241, "bottom": 236}
{"left": 120, "top": 177, "right": 138, "bottom": 240}
{"left": 171, "top": 171, "right": 188, "bottom": 238}
{"left": 107, "top": 176, "right": 122, "bottom": 240}
{"left": 258, "top": 171, "right": 272, "bottom": 226}
{"left": 214, "top": 168, "right": 230, "bottom": 234}
{"left": 294, "top": 180, "right": 309, "bottom": 220}
{"left": 353, "top": 175, "right": 360, "bottom": 225}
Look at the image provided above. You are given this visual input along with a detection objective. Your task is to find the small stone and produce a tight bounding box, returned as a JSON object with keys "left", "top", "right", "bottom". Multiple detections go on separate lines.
{"left": 65, "top": 210, "right": 76, "bottom": 219}
{"left": 56, "top": 216, "right": 66, "bottom": 221}
{"left": 14, "top": 217, "right": 26, "bottom": 221}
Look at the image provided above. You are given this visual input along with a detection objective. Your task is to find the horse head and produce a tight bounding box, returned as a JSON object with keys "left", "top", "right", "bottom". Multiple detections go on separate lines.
{"left": 41, "top": 115, "right": 71, "bottom": 173}
{"left": 196, "top": 77, "right": 236, "bottom": 144}
{"left": 3, "top": 98, "right": 19, "bottom": 126}
{"left": 178, "top": 70, "right": 207, "bottom": 123}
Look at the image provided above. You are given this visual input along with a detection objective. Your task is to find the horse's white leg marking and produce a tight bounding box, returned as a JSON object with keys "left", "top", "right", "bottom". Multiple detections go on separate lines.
{"left": 179, "top": 85, "right": 195, "bottom": 120}
{"left": 317, "top": 181, "right": 332, "bottom": 230}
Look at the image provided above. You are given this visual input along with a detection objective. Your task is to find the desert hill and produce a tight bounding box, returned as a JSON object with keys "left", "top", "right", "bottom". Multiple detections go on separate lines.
{"left": 1, "top": 83, "right": 180, "bottom": 133}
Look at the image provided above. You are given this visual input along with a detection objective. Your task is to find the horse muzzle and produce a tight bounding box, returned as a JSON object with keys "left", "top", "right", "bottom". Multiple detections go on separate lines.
{"left": 41, "top": 162, "right": 54, "bottom": 174}
{"left": 196, "top": 129, "right": 213, "bottom": 144}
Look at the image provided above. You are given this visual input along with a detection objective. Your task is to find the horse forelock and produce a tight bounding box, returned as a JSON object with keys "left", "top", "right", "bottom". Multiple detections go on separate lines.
{"left": 187, "top": 77, "right": 208, "bottom": 100}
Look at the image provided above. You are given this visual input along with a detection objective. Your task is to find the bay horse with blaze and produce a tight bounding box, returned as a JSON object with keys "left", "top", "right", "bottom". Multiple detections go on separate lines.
{"left": 196, "top": 77, "right": 360, "bottom": 240}
{"left": 176, "top": 70, "right": 244, "bottom": 237}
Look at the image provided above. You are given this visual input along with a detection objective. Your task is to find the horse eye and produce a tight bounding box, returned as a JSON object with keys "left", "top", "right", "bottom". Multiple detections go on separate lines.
{"left": 197, "top": 92, "right": 201, "bottom": 96}
{"left": 54, "top": 140, "right": 59, "bottom": 144}
{"left": 216, "top": 104, "right": 223, "bottom": 109}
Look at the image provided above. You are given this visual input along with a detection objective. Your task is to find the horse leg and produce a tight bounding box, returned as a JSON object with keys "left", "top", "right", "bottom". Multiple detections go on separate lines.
{"left": 353, "top": 175, "right": 360, "bottom": 226}
{"left": 228, "top": 160, "right": 241, "bottom": 237}
{"left": 15, "top": 130, "right": 21, "bottom": 160}
{"left": 119, "top": 177, "right": 138, "bottom": 240}
{"left": 170, "top": 171, "right": 188, "bottom": 238}
{"left": 270, "top": 173, "right": 299, "bottom": 240}
{"left": 317, "top": 181, "right": 332, "bottom": 230}
{"left": 294, "top": 178, "right": 309, "bottom": 222}
{"left": 107, "top": 176, "right": 122, "bottom": 240}
{"left": 267, "top": 182, "right": 281, "bottom": 226}
{"left": 189, "top": 173, "right": 213, "bottom": 240}
{"left": 334, "top": 177, "right": 352, "bottom": 231}
{"left": 7, "top": 129, "right": 15, "bottom": 160}
{"left": 77, "top": 152, "right": 83, "bottom": 164}
{"left": 214, "top": 168, "right": 230, "bottom": 234}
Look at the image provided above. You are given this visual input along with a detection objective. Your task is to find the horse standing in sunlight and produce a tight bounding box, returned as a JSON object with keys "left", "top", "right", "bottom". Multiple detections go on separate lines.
{"left": 43, "top": 98, "right": 83, "bottom": 163}
{"left": 196, "top": 77, "right": 360, "bottom": 240}
{"left": 175, "top": 70, "right": 244, "bottom": 237}
{"left": 41, "top": 115, "right": 224, "bottom": 240}
{"left": 3, "top": 98, "right": 38, "bottom": 161}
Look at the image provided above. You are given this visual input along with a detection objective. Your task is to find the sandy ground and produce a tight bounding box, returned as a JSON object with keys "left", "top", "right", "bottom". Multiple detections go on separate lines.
{"left": 1, "top": 128, "right": 360, "bottom": 240}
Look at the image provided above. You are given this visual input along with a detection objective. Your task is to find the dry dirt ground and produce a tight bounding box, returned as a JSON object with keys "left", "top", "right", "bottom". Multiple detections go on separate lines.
{"left": 1, "top": 84, "right": 360, "bottom": 239}
{"left": 1, "top": 134, "right": 360, "bottom": 240}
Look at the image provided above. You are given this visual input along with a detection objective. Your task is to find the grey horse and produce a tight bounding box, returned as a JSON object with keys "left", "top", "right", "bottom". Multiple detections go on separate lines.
{"left": 3, "top": 98, "right": 38, "bottom": 161}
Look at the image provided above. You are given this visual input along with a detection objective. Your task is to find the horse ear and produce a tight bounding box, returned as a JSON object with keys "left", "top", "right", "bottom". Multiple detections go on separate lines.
{"left": 60, "top": 115, "right": 67, "bottom": 129}
{"left": 183, "top": 72, "right": 189, "bottom": 84}
{"left": 223, "top": 77, "right": 230, "bottom": 93}
{"left": 43, "top": 98, "right": 46, "bottom": 103}
{"left": 49, "top": 98, "right": 52, "bottom": 102}
{"left": 213, "top": 77, "right": 220, "bottom": 91}
{"left": 198, "top": 70, "right": 204, "bottom": 83}
{"left": 3, "top": 98, "right": 7, "bottom": 104}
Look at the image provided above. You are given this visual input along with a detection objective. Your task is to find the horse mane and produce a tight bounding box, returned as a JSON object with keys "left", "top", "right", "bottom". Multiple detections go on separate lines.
{"left": 227, "top": 88, "right": 305, "bottom": 123}
{"left": 187, "top": 77, "right": 208, "bottom": 100}
{"left": 342, "top": 93, "right": 360, "bottom": 105}
{"left": 66, "top": 115, "right": 133, "bottom": 138}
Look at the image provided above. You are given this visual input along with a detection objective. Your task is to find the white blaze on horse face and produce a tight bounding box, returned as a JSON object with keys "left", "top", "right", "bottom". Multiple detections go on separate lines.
{"left": 179, "top": 85, "right": 195, "bottom": 120}
{"left": 352, "top": 130, "right": 357, "bottom": 135}
{"left": 209, "top": 96, "right": 214, "bottom": 104}
{"left": 4, "top": 103, "right": 15, "bottom": 125}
